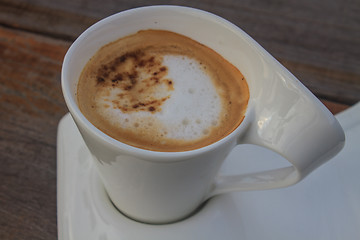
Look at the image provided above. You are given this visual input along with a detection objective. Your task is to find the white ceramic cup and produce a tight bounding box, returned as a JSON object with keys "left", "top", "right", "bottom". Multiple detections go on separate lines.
{"left": 61, "top": 6, "right": 345, "bottom": 224}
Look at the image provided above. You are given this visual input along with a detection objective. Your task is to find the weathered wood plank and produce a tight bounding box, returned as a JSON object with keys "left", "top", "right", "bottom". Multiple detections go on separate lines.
{"left": 0, "top": 26, "right": 69, "bottom": 240}
{"left": 0, "top": 0, "right": 358, "bottom": 104}
{"left": 0, "top": 0, "right": 98, "bottom": 40}
{"left": 280, "top": 59, "right": 360, "bottom": 105}
{"left": 321, "top": 99, "right": 349, "bottom": 115}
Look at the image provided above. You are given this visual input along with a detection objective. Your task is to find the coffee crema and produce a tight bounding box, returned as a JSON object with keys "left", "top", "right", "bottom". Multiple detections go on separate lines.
{"left": 77, "top": 30, "right": 249, "bottom": 152}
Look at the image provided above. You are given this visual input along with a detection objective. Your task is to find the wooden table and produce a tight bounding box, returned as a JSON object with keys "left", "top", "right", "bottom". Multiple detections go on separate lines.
{"left": 0, "top": 0, "right": 358, "bottom": 239}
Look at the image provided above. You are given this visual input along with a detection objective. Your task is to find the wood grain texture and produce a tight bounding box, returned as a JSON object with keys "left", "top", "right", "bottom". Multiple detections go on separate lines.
{"left": 0, "top": 0, "right": 359, "bottom": 104}
{"left": 0, "top": 26, "right": 69, "bottom": 239}
{"left": 321, "top": 99, "right": 349, "bottom": 115}
{"left": 0, "top": 0, "right": 97, "bottom": 40}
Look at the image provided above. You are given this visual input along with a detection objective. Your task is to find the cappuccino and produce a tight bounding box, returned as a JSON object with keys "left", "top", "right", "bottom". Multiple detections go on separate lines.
{"left": 77, "top": 30, "right": 249, "bottom": 151}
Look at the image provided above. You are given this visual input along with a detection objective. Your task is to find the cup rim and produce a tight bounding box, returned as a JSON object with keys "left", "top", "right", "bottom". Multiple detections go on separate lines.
{"left": 61, "top": 5, "right": 253, "bottom": 160}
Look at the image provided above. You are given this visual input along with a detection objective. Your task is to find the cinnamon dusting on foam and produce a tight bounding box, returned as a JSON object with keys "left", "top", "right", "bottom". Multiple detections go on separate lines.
{"left": 95, "top": 50, "right": 173, "bottom": 113}
{"left": 77, "top": 30, "right": 249, "bottom": 152}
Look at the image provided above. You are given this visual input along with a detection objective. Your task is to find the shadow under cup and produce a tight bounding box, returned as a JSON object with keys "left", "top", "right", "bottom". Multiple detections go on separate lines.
{"left": 62, "top": 6, "right": 345, "bottom": 224}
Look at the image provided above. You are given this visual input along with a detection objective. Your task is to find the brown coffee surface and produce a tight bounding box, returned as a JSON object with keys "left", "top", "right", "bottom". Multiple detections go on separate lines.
{"left": 77, "top": 30, "right": 249, "bottom": 152}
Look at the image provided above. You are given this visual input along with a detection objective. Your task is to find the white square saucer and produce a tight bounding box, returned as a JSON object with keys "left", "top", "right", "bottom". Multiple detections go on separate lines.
{"left": 57, "top": 103, "right": 360, "bottom": 240}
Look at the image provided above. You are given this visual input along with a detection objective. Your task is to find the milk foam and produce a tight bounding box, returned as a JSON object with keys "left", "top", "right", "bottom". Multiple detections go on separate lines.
{"left": 97, "top": 55, "right": 222, "bottom": 141}
{"left": 77, "top": 29, "right": 249, "bottom": 151}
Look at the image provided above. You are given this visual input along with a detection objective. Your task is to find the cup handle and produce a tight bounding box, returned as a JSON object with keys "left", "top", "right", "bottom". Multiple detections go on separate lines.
{"left": 208, "top": 85, "right": 345, "bottom": 198}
